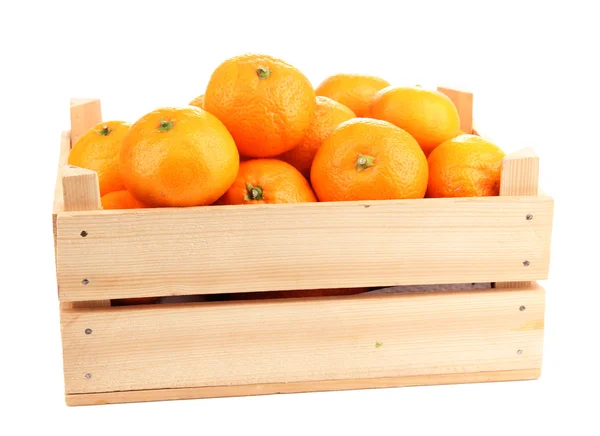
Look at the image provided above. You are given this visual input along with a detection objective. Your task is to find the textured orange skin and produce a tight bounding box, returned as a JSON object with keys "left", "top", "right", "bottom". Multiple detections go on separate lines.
{"left": 311, "top": 118, "right": 428, "bottom": 202}
{"left": 370, "top": 86, "right": 460, "bottom": 156}
{"left": 204, "top": 53, "right": 316, "bottom": 158}
{"left": 227, "top": 287, "right": 369, "bottom": 300}
{"left": 219, "top": 159, "right": 316, "bottom": 205}
{"left": 101, "top": 190, "right": 147, "bottom": 210}
{"left": 189, "top": 94, "right": 204, "bottom": 108}
{"left": 120, "top": 107, "right": 239, "bottom": 207}
{"left": 316, "top": 74, "right": 390, "bottom": 117}
{"left": 68, "top": 120, "right": 129, "bottom": 196}
{"left": 427, "top": 134, "right": 506, "bottom": 198}
{"left": 277, "top": 96, "right": 355, "bottom": 179}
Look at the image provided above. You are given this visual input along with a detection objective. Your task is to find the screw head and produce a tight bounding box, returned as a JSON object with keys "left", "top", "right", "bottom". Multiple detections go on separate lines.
{"left": 519, "top": 306, "right": 526, "bottom": 311}
{"left": 85, "top": 373, "right": 92, "bottom": 379}
{"left": 80, "top": 231, "right": 88, "bottom": 237}
{"left": 517, "top": 350, "right": 523, "bottom": 355}
{"left": 82, "top": 279, "right": 89, "bottom": 285}
{"left": 85, "top": 328, "right": 92, "bottom": 335}
{"left": 523, "top": 260, "right": 530, "bottom": 267}
{"left": 526, "top": 214, "right": 533, "bottom": 220}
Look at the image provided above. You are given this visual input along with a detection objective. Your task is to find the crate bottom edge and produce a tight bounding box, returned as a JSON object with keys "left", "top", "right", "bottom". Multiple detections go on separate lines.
{"left": 65, "top": 367, "right": 541, "bottom": 406}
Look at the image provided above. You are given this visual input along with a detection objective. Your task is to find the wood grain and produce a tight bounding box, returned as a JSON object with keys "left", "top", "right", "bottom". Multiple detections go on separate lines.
{"left": 53, "top": 131, "right": 72, "bottom": 215}
{"left": 500, "top": 148, "right": 540, "bottom": 196}
{"left": 496, "top": 149, "right": 542, "bottom": 289}
{"left": 60, "top": 163, "right": 109, "bottom": 307}
{"left": 437, "top": 87, "right": 473, "bottom": 133}
{"left": 70, "top": 99, "right": 101, "bottom": 146}
{"left": 61, "top": 285, "right": 545, "bottom": 394}
{"left": 65, "top": 368, "right": 541, "bottom": 406}
{"left": 53, "top": 131, "right": 72, "bottom": 258}
{"left": 62, "top": 166, "right": 102, "bottom": 212}
{"left": 55, "top": 196, "right": 553, "bottom": 301}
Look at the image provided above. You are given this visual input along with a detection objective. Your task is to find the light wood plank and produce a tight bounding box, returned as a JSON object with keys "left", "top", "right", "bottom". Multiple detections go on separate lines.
{"left": 60, "top": 165, "right": 109, "bottom": 307}
{"left": 500, "top": 148, "right": 540, "bottom": 196}
{"left": 61, "top": 285, "right": 545, "bottom": 394}
{"left": 53, "top": 131, "right": 72, "bottom": 261}
{"left": 497, "top": 149, "right": 542, "bottom": 289}
{"left": 70, "top": 98, "right": 102, "bottom": 146}
{"left": 53, "top": 131, "right": 72, "bottom": 216}
{"left": 437, "top": 87, "right": 473, "bottom": 133}
{"left": 65, "top": 368, "right": 541, "bottom": 406}
{"left": 55, "top": 196, "right": 553, "bottom": 301}
{"left": 62, "top": 166, "right": 102, "bottom": 212}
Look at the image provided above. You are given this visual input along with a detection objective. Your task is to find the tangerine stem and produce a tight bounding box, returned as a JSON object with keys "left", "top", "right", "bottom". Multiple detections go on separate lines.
{"left": 244, "top": 183, "right": 264, "bottom": 201}
{"left": 256, "top": 67, "right": 271, "bottom": 79}
{"left": 158, "top": 120, "right": 174, "bottom": 132}
{"left": 97, "top": 125, "right": 112, "bottom": 136}
{"left": 355, "top": 154, "right": 375, "bottom": 172}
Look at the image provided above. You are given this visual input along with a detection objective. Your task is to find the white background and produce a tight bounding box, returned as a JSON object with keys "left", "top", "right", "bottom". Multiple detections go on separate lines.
{"left": 2, "top": 0, "right": 599, "bottom": 434}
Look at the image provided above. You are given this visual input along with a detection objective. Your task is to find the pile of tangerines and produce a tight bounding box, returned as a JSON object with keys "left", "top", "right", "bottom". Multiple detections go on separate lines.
{"left": 69, "top": 53, "right": 506, "bottom": 210}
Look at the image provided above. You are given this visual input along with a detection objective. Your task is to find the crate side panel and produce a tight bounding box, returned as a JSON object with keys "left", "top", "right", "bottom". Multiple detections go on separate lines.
{"left": 56, "top": 196, "right": 553, "bottom": 301}
{"left": 61, "top": 286, "right": 545, "bottom": 394}
{"left": 66, "top": 368, "right": 541, "bottom": 406}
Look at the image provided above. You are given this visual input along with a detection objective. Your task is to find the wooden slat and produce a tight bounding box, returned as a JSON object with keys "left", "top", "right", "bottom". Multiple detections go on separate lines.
{"left": 55, "top": 196, "right": 553, "bottom": 301}
{"left": 66, "top": 368, "right": 541, "bottom": 406}
{"left": 53, "top": 131, "right": 72, "bottom": 216}
{"left": 497, "top": 149, "right": 541, "bottom": 289}
{"left": 53, "top": 131, "right": 72, "bottom": 259}
{"left": 61, "top": 285, "right": 545, "bottom": 394}
{"left": 437, "top": 87, "right": 473, "bottom": 133}
{"left": 500, "top": 148, "right": 540, "bottom": 196}
{"left": 70, "top": 98, "right": 102, "bottom": 146}
{"left": 60, "top": 164, "right": 109, "bottom": 307}
{"left": 62, "top": 166, "right": 102, "bottom": 212}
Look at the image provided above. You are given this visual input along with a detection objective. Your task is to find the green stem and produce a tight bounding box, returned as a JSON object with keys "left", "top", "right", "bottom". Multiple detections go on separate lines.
{"left": 355, "top": 154, "right": 375, "bottom": 172}
{"left": 158, "top": 120, "right": 174, "bottom": 132}
{"left": 256, "top": 67, "right": 271, "bottom": 79}
{"left": 97, "top": 125, "right": 112, "bottom": 136}
{"left": 244, "top": 183, "right": 264, "bottom": 201}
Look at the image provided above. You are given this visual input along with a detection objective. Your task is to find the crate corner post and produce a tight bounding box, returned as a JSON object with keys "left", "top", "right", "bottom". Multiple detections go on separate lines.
{"left": 497, "top": 148, "right": 540, "bottom": 289}
{"left": 59, "top": 166, "right": 110, "bottom": 311}
{"left": 437, "top": 86, "right": 473, "bottom": 134}
{"left": 70, "top": 98, "right": 102, "bottom": 146}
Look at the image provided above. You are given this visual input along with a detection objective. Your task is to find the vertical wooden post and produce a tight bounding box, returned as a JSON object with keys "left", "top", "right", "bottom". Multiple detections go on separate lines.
{"left": 53, "top": 131, "right": 73, "bottom": 250}
{"left": 437, "top": 87, "right": 473, "bottom": 134}
{"left": 70, "top": 99, "right": 102, "bottom": 146}
{"left": 60, "top": 98, "right": 110, "bottom": 308}
{"left": 61, "top": 166, "right": 110, "bottom": 308}
{"left": 495, "top": 148, "right": 540, "bottom": 289}
{"left": 62, "top": 166, "right": 102, "bottom": 212}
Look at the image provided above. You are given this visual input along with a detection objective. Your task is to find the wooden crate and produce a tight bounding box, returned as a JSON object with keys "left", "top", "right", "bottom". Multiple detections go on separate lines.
{"left": 53, "top": 89, "right": 554, "bottom": 406}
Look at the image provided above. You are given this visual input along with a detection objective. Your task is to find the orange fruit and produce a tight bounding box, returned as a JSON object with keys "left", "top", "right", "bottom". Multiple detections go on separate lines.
{"left": 68, "top": 121, "right": 129, "bottom": 195}
{"left": 311, "top": 118, "right": 428, "bottom": 201}
{"left": 189, "top": 94, "right": 204, "bottom": 108}
{"left": 227, "top": 287, "right": 368, "bottom": 300}
{"left": 315, "top": 74, "right": 390, "bottom": 117}
{"left": 204, "top": 53, "right": 316, "bottom": 158}
{"left": 277, "top": 96, "right": 355, "bottom": 179}
{"left": 427, "top": 134, "right": 505, "bottom": 198}
{"left": 370, "top": 86, "right": 460, "bottom": 156}
{"left": 219, "top": 159, "right": 316, "bottom": 205}
{"left": 120, "top": 107, "right": 239, "bottom": 207}
{"left": 101, "top": 190, "right": 147, "bottom": 210}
